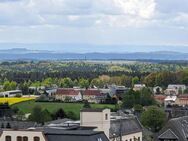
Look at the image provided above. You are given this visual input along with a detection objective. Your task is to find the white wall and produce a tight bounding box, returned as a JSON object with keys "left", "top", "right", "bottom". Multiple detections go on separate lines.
{"left": 80, "top": 109, "right": 110, "bottom": 138}
{"left": 0, "top": 130, "right": 46, "bottom": 141}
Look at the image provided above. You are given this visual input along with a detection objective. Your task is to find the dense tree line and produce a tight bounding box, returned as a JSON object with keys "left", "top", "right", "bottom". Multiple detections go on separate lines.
{"left": 122, "top": 88, "right": 155, "bottom": 109}
{"left": 0, "top": 61, "right": 188, "bottom": 93}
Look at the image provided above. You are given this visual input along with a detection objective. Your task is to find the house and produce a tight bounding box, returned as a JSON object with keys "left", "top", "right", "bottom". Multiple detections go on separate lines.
{"left": 168, "top": 84, "right": 186, "bottom": 91}
{"left": 108, "top": 85, "right": 129, "bottom": 100}
{"left": 165, "top": 105, "right": 188, "bottom": 119}
{"left": 0, "top": 128, "right": 109, "bottom": 141}
{"left": 153, "top": 86, "right": 163, "bottom": 94}
{"left": 45, "top": 88, "right": 57, "bottom": 96}
{"left": 133, "top": 84, "right": 146, "bottom": 91}
{"left": 164, "top": 89, "right": 177, "bottom": 95}
{"left": 80, "top": 108, "right": 111, "bottom": 138}
{"left": 80, "top": 108, "right": 143, "bottom": 141}
{"left": 0, "top": 90, "right": 22, "bottom": 98}
{"left": 55, "top": 88, "right": 82, "bottom": 102}
{"left": 110, "top": 117, "right": 142, "bottom": 141}
{"left": 175, "top": 94, "right": 188, "bottom": 106}
{"left": 157, "top": 116, "right": 188, "bottom": 141}
{"left": 154, "top": 95, "right": 166, "bottom": 104}
{"left": 83, "top": 89, "right": 106, "bottom": 103}
{"left": 164, "top": 96, "right": 177, "bottom": 107}
{"left": 165, "top": 84, "right": 186, "bottom": 95}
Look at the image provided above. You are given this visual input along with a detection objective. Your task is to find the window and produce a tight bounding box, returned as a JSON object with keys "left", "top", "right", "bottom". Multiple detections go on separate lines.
{"left": 130, "top": 139, "right": 132, "bottom": 141}
{"left": 17, "top": 136, "right": 22, "bottom": 141}
{"left": 5, "top": 136, "right": 11, "bottom": 141}
{"left": 34, "top": 137, "right": 40, "bottom": 141}
{"left": 23, "top": 136, "right": 28, "bottom": 141}
{"left": 105, "top": 114, "right": 108, "bottom": 120}
{"left": 138, "top": 137, "right": 140, "bottom": 141}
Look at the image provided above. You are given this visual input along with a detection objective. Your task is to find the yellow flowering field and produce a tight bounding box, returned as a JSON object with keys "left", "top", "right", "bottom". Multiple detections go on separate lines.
{"left": 0, "top": 97, "right": 35, "bottom": 105}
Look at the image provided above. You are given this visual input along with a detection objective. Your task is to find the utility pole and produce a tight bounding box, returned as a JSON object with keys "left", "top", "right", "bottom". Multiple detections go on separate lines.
{"left": 119, "top": 118, "right": 122, "bottom": 141}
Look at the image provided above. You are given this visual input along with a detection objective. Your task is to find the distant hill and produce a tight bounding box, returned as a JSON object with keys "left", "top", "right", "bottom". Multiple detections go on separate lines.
{"left": 0, "top": 48, "right": 187, "bottom": 60}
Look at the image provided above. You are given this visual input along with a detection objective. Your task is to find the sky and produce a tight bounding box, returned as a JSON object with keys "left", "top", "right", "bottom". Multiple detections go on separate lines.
{"left": 0, "top": 0, "right": 188, "bottom": 52}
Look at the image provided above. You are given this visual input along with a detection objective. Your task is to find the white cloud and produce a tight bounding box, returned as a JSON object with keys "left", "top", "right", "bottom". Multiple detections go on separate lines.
{"left": 0, "top": 0, "right": 187, "bottom": 45}
{"left": 0, "top": 0, "right": 156, "bottom": 27}
{"left": 113, "top": 0, "right": 156, "bottom": 19}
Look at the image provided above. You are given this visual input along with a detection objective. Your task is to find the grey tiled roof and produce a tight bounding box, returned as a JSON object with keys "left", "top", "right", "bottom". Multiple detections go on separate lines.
{"left": 157, "top": 116, "right": 188, "bottom": 141}
{"left": 45, "top": 118, "right": 72, "bottom": 125}
{"left": 0, "top": 121, "right": 36, "bottom": 129}
{"left": 44, "top": 128, "right": 109, "bottom": 141}
{"left": 109, "top": 117, "right": 142, "bottom": 138}
{"left": 158, "top": 129, "right": 178, "bottom": 140}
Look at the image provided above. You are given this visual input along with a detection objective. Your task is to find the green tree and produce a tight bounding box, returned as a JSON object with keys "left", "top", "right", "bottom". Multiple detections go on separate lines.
{"left": 10, "top": 81, "right": 17, "bottom": 90}
{"left": 53, "top": 108, "right": 67, "bottom": 120}
{"left": 133, "top": 104, "right": 143, "bottom": 113}
{"left": 141, "top": 106, "right": 166, "bottom": 132}
{"left": 144, "top": 73, "right": 157, "bottom": 87}
{"left": 132, "top": 77, "right": 139, "bottom": 87}
{"left": 41, "top": 109, "right": 52, "bottom": 123}
{"left": 42, "top": 78, "right": 53, "bottom": 87}
{"left": 91, "top": 78, "right": 104, "bottom": 88}
{"left": 184, "top": 88, "right": 188, "bottom": 94}
{"left": 3, "top": 81, "right": 17, "bottom": 91}
{"left": 31, "top": 81, "right": 41, "bottom": 87}
{"left": 29, "top": 106, "right": 43, "bottom": 124}
{"left": 140, "top": 88, "right": 155, "bottom": 106}
{"left": 83, "top": 100, "right": 91, "bottom": 108}
{"left": 121, "top": 75, "right": 132, "bottom": 87}
{"left": 122, "top": 88, "right": 155, "bottom": 109}
{"left": 59, "top": 77, "right": 74, "bottom": 88}
{"left": 109, "top": 76, "right": 122, "bottom": 85}
{"left": 79, "top": 78, "right": 89, "bottom": 88}
{"left": 122, "top": 89, "right": 136, "bottom": 108}
{"left": 66, "top": 111, "right": 77, "bottom": 120}
{"left": 29, "top": 106, "right": 52, "bottom": 124}
{"left": 19, "top": 82, "right": 29, "bottom": 95}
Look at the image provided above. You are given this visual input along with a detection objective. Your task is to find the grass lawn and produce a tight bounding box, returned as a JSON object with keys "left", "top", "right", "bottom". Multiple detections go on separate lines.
{"left": 12, "top": 100, "right": 115, "bottom": 119}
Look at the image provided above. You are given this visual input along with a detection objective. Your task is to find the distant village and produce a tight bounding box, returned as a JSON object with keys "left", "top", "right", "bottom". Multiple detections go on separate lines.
{"left": 0, "top": 83, "right": 188, "bottom": 141}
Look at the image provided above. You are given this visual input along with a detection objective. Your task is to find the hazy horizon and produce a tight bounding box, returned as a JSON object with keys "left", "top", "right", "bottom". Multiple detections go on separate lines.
{"left": 0, "top": 43, "right": 188, "bottom": 53}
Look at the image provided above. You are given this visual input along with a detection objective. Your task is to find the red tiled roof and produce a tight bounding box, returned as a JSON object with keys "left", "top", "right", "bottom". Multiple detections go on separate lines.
{"left": 83, "top": 89, "right": 102, "bottom": 96}
{"left": 154, "top": 95, "right": 166, "bottom": 101}
{"left": 178, "top": 94, "right": 188, "bottom": 100}
{"left": 56, "top": 88, "right": 79, "bottom": 96}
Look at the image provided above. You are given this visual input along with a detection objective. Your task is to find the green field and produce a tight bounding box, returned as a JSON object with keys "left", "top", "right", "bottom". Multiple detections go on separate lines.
{"left": 12, "top": 100, "right": 115, "bottom": 119}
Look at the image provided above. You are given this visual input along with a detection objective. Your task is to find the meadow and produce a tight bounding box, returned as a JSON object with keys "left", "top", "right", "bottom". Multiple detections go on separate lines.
{"left": 12, "top": 100, "right": 115, "bottom": 119}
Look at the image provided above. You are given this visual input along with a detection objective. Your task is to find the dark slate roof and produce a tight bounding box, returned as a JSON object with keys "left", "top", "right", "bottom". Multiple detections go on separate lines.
{"left": 109, "top": 117, "right": 142, "bottom": 138}
{"left": 157, "top": 116, "right": 188, "bottom": 141}
{"left": 158, "top": 129, "right": 178, "bottom": 140}
{"left": 46, "top": 118, "right": 72, "bottom": 125}
{"left": 0, "top": 121, "right": 36, "bottom": 129}
{"left": 44, "top": 128, "right": 109, "bottom": 141}
{"left": 80, "top": 108, "right": 105, "bottom": 112}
